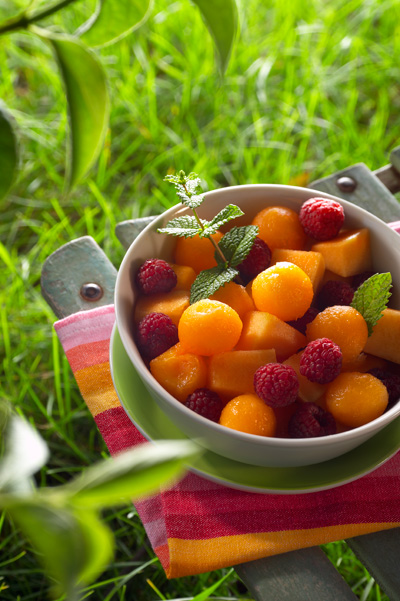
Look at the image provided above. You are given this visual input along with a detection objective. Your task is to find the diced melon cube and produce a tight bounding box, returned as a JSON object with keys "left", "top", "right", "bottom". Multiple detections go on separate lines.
{"left": 235, "top": 311, "right": 307, "bottom": 361}
{"left": 271, "top": 249, "right": 325, "bottom": 292}
{"left": 208, "top": 349, "right": 276, "bottom": 398}
{"left": 150, "top": 343, "right": 207, "bottom": 402}
{"left": 364, "top": 308, "right": 400, "bottom": 364}
{"left": 134, "top": 290, "right": 190, "bottom": 326}
{"left": 210, "top": 281, "right": 255, "bottom": 318}
{"left": 311, "top": 228, "right": 371, "bottom": 277}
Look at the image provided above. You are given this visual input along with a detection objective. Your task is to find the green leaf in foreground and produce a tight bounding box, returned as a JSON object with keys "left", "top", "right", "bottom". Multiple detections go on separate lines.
{"left": 77, "top": 0, "right": 152, "bottom": 48}
{"left": 192, "top": 0, "right": 239, "bottom": 73}
{"left": 216, "top": 225, "right": 258, "bottom": 267}
{"left": 350, "top": 272, "right": 392, "bottom": 336}
{"left": 35, "top": 29, "right": 110, "bottom": 191}
{"left": 62, "top": 440, "right": 200, "bottom": 508}
{"left": 190, "top": 265, "right": 238, "bottom": 304}
{"left": 7, "top": 502, "right": 113, "bottom": 599}
{"left": 0, "top": 104, "right": 18, "bottom": 200}
{"left": 157, "top": 215, "right": 204, "bottom": 238}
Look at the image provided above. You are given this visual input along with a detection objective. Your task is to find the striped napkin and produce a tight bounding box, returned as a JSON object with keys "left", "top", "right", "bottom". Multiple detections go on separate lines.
{"left": 54, "top": 305, "right": 400, "bottom": 579}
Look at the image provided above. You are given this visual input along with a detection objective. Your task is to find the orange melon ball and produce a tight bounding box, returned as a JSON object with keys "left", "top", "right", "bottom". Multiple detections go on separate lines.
{"left": 174, "top": 231, "right": 223, "bottom": 274}
{"left": 251, "top": 262, "right": 314, "bottom": 321}
{"left": 306, "top": 305, "right": 368, "bottom": 363}
{"left": 178, "top": 299, "right": 243, "bottom": 356}
{"left": 326, "top": 372, "right": 388, "bottom": 428}
{"left": 219, "top": 394, "right": 277, "bottom": 436}
{"left": 252, "top": 206, "right": 306, "bottom": 251}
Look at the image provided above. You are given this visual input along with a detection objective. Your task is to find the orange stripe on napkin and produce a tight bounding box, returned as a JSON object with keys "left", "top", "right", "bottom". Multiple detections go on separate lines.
{"left": 162, "top": 522, "right": 400, "bottom": 578}
{"left": 75, "top": 363, "right": 121, "bottom": 417}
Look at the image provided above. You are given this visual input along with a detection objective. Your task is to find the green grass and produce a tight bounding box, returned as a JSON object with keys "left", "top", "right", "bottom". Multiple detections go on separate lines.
{"left": 1, "top": 0, "right": 400, "bottom": 598}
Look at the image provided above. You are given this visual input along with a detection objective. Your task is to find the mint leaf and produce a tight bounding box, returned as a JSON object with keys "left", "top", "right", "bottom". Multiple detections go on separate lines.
{"left": 216, "top": 225, "right": 258, "bottom": 267}
{"left": 177, "top": 191, "right": 205, "bottom": 209}
{"left": 202, "top": 204, "right": 244, "bottom": 237}
{"left": 164, "top": 171, "right": 205, "bottom": 209}
{"left": 190, "top": 265, "right": 238, "bottom": 304}
{"left": 164, "top": 174, "right": 183, "bottom": 185}
{"left": 157, "top": 215, "right": 204, "bottom": 238}
{"left": 350, "top": 272, "right": 392, "bottom": 336}
{"left": 164, "top": 171, "right": 199, "bottom": 187}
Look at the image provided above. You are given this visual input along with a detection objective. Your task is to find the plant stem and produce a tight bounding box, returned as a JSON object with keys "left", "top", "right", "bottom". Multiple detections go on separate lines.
{"left": 184, "top": 186, "right": 228, "bottom": 265}
{"left": 0, "top": 0, "right": 81, "bottom": 36}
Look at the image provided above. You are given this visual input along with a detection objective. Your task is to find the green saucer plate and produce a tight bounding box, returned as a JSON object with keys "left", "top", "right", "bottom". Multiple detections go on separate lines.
{"left": 110, "top": 325, "right": 400, "bottom": 494}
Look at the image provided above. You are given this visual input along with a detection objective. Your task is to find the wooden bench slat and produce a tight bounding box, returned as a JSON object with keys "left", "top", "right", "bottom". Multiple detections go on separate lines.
{"left": 235, "top": 547, "right": 359, "bottom": 601}
{"left": 347, "top": 529, "right": 400, "bottom": 601}
{"left": 311, "top": 162, "right": 400, "bottom": 222}
{"left": 40, "top": 236, "right": 117, "bottom": 319}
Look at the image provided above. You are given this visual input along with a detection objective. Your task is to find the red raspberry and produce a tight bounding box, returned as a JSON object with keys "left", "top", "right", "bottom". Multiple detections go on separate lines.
{"left": 351, "top": 271, "right": 376, "bottom": 290}
{"left": 237, "top": 237, "right": 271, "bottom": 284}
{"left": 136, "top": 312, "right": 178, "bottom": 360}
{"left": 300, "top": 338, "right": 342, "bottom": 384}
{"left": 316, "top": 280, "right": 354, "bottom": 310}
{"left": 299, "top": 197, "right": 344, "bottom": 240}
{"left": 136, "top": 258, "right": 177, "bottom": 295}
{"left": 368, "top": 368, "right": 400, "bottom": 409}
{"left": 288, "top": 306, "right": 319, "bottom": 335}
{"left": 254, "top": 363, "right": 299, "bottom": 407}
{"left": 184, "top": 388, "right": 223, "bottom": 422}
{"left": 288, "top": 403, "right": 337, "bottom": 438}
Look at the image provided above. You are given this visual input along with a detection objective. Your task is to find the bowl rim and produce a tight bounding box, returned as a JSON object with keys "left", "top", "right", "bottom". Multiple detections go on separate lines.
{"left": 115, "top": 183, "right": 400, "bottom": 448}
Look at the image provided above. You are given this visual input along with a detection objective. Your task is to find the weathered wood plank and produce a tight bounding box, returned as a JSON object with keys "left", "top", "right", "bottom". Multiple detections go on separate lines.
{"left": 389, "top": 146, "right": 400, "bottom": 175}
{"left": 235, "top": 547, "right": 358, "bottom": 601}
{"left": 373, "top": 164, "right": 400, "bottom": 194}
{"left": 347, "top": 529, "right": 400, "bottom": 601}
{"left": 115, "top": 217, "right": 156, "bottom": 249}
{"left": 310, "top": 163, "right": 400, "bottom": 221}
{"left": 41, "top": 236, "right": 117, "bottom": 319}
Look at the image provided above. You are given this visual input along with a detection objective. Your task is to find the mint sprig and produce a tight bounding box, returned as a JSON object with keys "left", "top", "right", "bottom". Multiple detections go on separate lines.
{"left": 350, "top": 272, "right": 392, "bottom": 336}
{"left": 162, "top": 170, "right": 258, "bottom": 303}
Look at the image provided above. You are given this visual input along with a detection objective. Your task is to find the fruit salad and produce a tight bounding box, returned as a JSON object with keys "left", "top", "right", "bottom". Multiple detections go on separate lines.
{"left": 132, "top": 192, "right": 400, "bottom": 439}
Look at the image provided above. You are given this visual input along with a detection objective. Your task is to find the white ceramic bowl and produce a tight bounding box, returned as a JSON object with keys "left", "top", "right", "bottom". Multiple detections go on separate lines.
{"left": 115, "top": 184, "right": 400, "bottom": 467}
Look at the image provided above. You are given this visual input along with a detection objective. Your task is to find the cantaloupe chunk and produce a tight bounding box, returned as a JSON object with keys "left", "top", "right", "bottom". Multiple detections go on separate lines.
{"left": 210, "top": 281, "right": 255, "bottom": 318}
{"left": 283, "top": 352, "right": 327, "bottom": 403}
{"left": 364, "top": 308, "right": 400, "bottom": 364}
{"left": 208, "top": 349, "right": 277, "bottom": 398}
{"left": 311, "top": 228, "right": 371, "bottom": 277}
{"left": 134, "top": 290, "right": 190, "bottom": 326}
{"left": 169, "top": 263, "right": 196, "bottom": 290}
{"left": 235, "top": 311, "right": 307, "bottom": 361}
{"left": 271, "top": 249, "right": 325, "bottom": 292}
{"left": 150, "top": 343, "right": 207, "bottom": 402}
